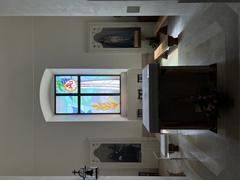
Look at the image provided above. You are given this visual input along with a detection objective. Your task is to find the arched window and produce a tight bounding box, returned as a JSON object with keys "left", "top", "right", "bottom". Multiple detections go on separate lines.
{"left": 40, "top": 69, "right": 127, "bottom": 122}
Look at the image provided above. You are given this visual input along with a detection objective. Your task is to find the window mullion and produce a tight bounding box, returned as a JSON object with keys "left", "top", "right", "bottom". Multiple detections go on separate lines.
{"left": 56, "top": 74, "right": 121, "bottom": 115}
{"left": 78, "top": 75, "right": 81, "bottom": 114}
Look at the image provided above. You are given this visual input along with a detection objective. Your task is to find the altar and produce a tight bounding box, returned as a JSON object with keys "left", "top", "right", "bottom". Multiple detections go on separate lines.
{"left": 142, "top": 63, "right": 217, "bottom": 133}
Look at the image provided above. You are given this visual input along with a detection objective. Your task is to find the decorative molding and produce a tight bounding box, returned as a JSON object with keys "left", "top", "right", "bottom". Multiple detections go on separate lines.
{"left": 40, "top": 68, "right": 128, "bottom": 122}
{"left": 88, "top": 137, "right": 159, "bottom": 169}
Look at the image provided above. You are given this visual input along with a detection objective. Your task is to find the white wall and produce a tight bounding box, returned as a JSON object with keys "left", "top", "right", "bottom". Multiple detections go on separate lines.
{"left": 0, "top": 17, "right": 35, "bottom": 175}
{"left": 0, "top": 0, "right": 205, "bottom": 16}
{"left": 0, "top": 17, "right": 143, "bottom": 176}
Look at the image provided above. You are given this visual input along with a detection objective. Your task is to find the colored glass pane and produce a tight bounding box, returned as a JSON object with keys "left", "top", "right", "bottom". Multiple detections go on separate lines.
{"left": 80, "top": 76, "right": 120, "bottom": 94}
{"left": 56, "top": 76, "right": 78, "bottom": 94}
{"left": 80, "top": 96, "right": 120, "bottom": 114}
{"left": 56, "top": 96, "right": 78, "bottom": 114}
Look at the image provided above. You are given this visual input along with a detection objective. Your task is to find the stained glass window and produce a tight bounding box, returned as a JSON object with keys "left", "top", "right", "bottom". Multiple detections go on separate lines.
{"left": 81, "top": 96, "right": 120, "bottom": 114}
{"left": 56, "top": 76, "right": 78, "bottom": 94}
{"left": 55, "top": 75, "right": 121, "bottom": 115}
{"left": 56, "top": 96, "right": 78, "bottom": 114}
{"left": 81, "top": 76, "right": 120, "bottom": 94}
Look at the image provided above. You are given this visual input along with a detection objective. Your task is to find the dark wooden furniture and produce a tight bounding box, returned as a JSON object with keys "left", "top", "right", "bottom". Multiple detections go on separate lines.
{"left": 153, "top": 16, "right": 178, "bottom": 61}
{"left": 158, "top": 65, "right": 217, "bottom": 131}
{"left": 143, "top": 63, "right": 217, "bottom": 132}
{"left": 154, "top": 35, "right": 178, "bottom": 60}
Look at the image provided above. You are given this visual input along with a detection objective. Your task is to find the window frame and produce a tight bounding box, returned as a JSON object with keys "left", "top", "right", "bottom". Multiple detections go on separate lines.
{"left": 54, "top": 74, "right": 121, "bottom": 115}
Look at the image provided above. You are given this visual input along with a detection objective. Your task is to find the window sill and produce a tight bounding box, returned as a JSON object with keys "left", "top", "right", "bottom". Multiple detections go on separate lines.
{"left": 47, "top": 115, "right": 129, "bottom": 122}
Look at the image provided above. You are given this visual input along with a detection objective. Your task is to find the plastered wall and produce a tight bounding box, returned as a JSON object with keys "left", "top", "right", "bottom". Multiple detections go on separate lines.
{"left": 0, "top": 17, "right": 143, "bottom": 176}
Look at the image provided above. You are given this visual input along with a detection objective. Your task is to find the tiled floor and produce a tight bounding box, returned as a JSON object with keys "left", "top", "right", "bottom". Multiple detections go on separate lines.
{"left": 157, "top": 3, "right": 240, "bottom": 180}
{"left": 178, "top": 4, "right": 240, "bottom": 180}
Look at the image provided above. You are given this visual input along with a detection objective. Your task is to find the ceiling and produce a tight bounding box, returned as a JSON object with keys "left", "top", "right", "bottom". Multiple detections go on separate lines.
{"left": 0, "top": 0, "right": 210, "bottom": 16}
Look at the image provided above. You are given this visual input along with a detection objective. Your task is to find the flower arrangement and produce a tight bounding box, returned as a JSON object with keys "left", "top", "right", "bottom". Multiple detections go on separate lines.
{"left": 190, "top": 92, "right": 233, "bottom": 120}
